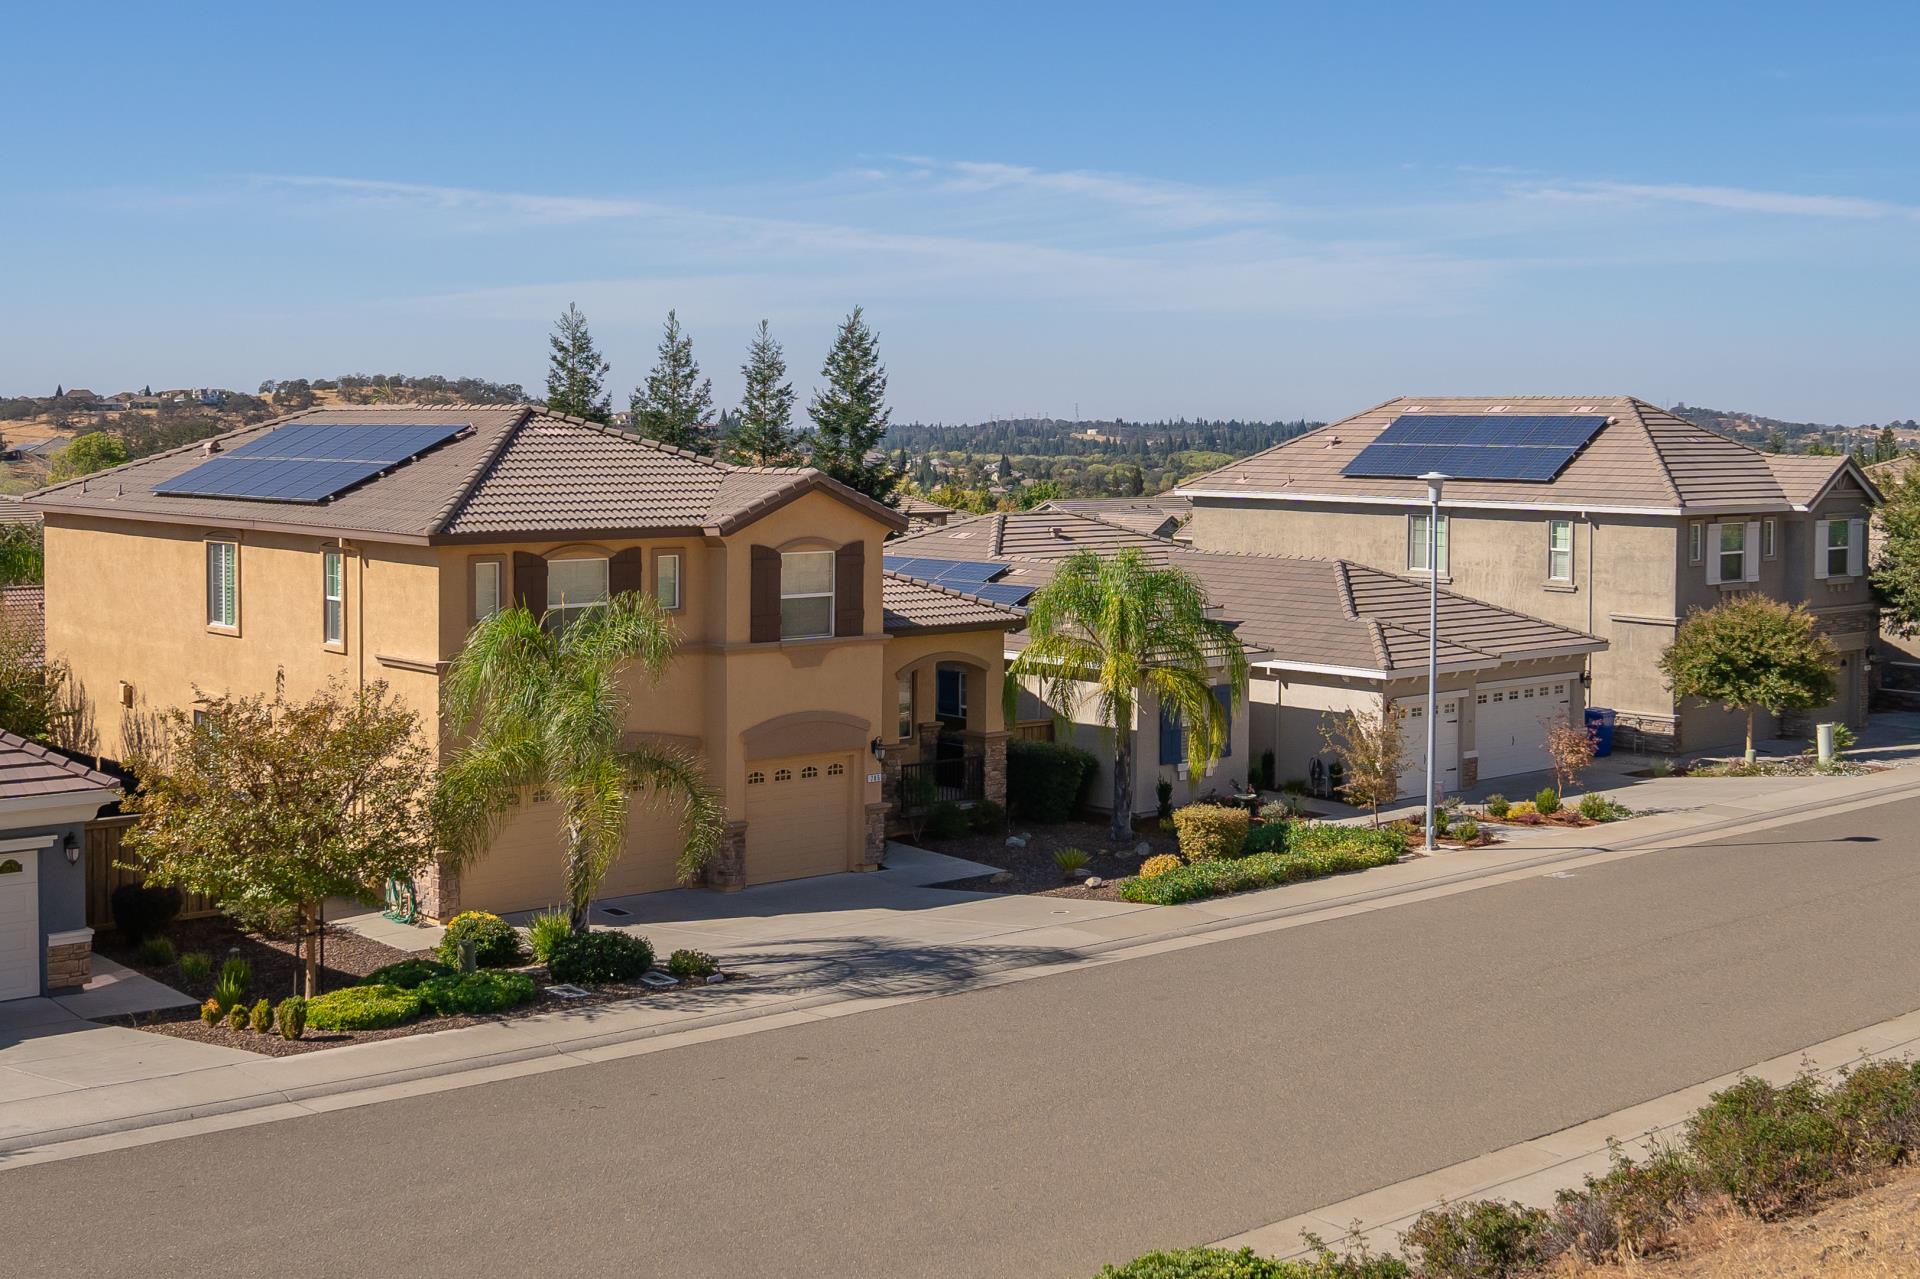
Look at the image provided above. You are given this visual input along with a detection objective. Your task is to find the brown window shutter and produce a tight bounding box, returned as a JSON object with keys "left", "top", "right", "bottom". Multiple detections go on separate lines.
{"left": 750, "top": 545, "right": 780, "bottom": 643}
{"left": 609, "top": 547, "right": 645, "bottom": 598}
{"left": 835, "top": 540, "right": 865, "bottom": 637}
{"left": 512, "top": 552, "right": 547, "bottom": 613}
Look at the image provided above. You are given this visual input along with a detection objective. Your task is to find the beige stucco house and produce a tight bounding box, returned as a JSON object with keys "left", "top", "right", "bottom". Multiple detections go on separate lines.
{"left": 28, "top": 405, "right": 1021, "bottom": 918}
{"left": 1180, "top": 397, "right": 1880, "bottom": 754}
{"left": 886, "top": 509, "right": 1604, "bottom": 807}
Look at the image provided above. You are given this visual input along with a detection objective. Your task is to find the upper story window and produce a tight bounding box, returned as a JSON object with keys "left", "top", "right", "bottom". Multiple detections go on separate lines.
{"left": 1820, "top": 518, "right": 1860, "bottom": 579}
{"left": 206, "top": 540, "right": 238, "bottom": 629}
{"left": 780, "top": 550, "right": 834, "bottom": 639}
{"left": 656, "top": 552, "right": 682, "bottom": 611}
{"left": 1762, "top": 518, "right": 1777, "bottom": 559}
{"left": 473, "top": 560, "right": 502, "bottom": 623}
{"left": 322, "top": 550, "right": 345, "bottom": 645}
{"left": 1718, "top": 522, "right": 1747, "bottom": 583}
{"left": 1688, "top": 521, "right": 1704, "bottom": 564}
{"left": 547, "top": 557, "right": 609, "bottom": 632}
{"left": 1547, "top": 519, "right": 1573, "bottom": 582}
{"left": 1408, "top": 512, "right": 1449, "bottom": 576}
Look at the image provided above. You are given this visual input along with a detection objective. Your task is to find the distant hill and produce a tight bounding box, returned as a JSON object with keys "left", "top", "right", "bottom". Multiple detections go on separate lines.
{"left": 1669, "top": 403, "right": 1920, "bottom": 452}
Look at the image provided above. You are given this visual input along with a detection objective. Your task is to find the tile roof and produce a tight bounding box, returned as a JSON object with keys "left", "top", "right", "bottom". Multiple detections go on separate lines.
{"left": 0, "top": 729, "right": 117, "bottom": 802}
{"left": 1179, "top": 396, "right": 1869, "bottom": 514}
{"left": 1, "top": 585, "right": 44, "bottom": 664}
{"left": 1033, "top": 497, "right": 1189, "bottom": 537}
{"left": 0, "top": 496, "right": 42, "bottom": 527}
{"left": 26, "top": 405, "right": 906, "bottom": 542}
{"left": 886, "top": 510, "right": 1180, "bottom": 561}
{"left": 881, "top": 572, "right": 1026, "bottom": 634}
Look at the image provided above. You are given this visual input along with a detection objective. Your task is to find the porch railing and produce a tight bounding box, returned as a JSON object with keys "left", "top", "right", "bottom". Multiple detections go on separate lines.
{"left": 897, "top": 754, "right": 985, "bottom": 808}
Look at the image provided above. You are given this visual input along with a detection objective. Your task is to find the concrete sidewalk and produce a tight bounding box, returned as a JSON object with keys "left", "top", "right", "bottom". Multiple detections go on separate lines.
{"left": 7, "top": 760, "right": 1920, "bottom": 1167}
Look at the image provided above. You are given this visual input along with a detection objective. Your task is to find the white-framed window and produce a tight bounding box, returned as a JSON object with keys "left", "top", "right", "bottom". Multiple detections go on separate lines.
{"left": 1408, "top": 512, "right": 1449, "bottom": 575}
{"left": 473, "top": 560, "right": 502, "bottom": 623}
{"left": 206, "top": 540, "right": 238, "bottom": 629}
{"left": 779, "top": 550, "right": 835, "bottom": 639}
{"left": 547, "top": 557, "right": 609, "bottom": 632}
{"left": 1762, "top": 518, "right": 1777, "bottom": 559}
{"left": 1688, "top": 521, "right": 1704, "bottom": 564}
{"left": 322, "top": 549, "right": 345, "bottom": 645}
{"left": 1547, "top": 519, "right": 1573, "bottom": 582}
{"left": 656, "top": 552, "right": 682, "bottom": 611}
{"left": 896, "top": 672, "right": 915, "bottom": 740}
{"left": 1718, "top": 522, "right": 1747, "bottom": 583}
{"left": 1824, "top": 519, "right": 1854, "bottom": 578}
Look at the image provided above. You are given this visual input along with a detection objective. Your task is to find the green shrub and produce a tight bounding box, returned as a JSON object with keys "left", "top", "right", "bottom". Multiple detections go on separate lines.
{"left": 666, "top": 949, "right": 718, "bottom": 980}
{"left": 1006, "top": 738, "right": 1097, "bottom": 822}
{"left": 211, "top": 971, "right": 247, "bottom": 1014}
{"left": 199, "top": 997, "right": 220, "bottom": 1025}
{"left": 1451, "top": 818, "right": 1480, "bottom": 842}
{"left": 1829, "top": 1058, "right": 1920, "bottom": 1167}
{"left": 220, "top": 955, "right": 251, "bottom": 988}
{"left": 1172, "top": 804, "right": 1251, "bottom": 861}
{"left": 1243, "top": 822, "right": 1288, "bottom": 855}
{"left": 1533, "top": 787, "right": 1561, "bottom": 816}
{"left": 1545, "top": 1144, "right": 1702, "bottom": 1264}
{"left": 1401, "top": 1199, "right": 1550, "bottom": 1278}
{"left": 137, "top": 936, "right": 177, "bottom": 967}
{"left": 1685, "top": 1074, "right": 1849, "bottom": 1218}
{"left": 275, "top": 995, "right": 307, "bottom": 1041}
{"left": 1257, "top": 798, "right": 1295, "bottom": 823}
{"left": 1155, "top": 778, "right": 1174, "bottom": 820}
{"left": 1139, "top": 854, "right": 1183, "bottom": 879}
{"left": 418, "top": 969, "right": 537, "bottom": 1016}
{"left": 1483, "top": 794, "right": 1510, "bottom": 818}
{"left": 225, "top": 1003, "right": 249, "bottom": 1030}
{"left": 1121, "top": 825, "right": 1402, "bottom": 905}
{"left": 248, "top": 998, "right": 272, "bottom": 1033}
{"left": 527, "top": 909, "right": 573, "bottom": 963}
{"left": 305, "top": 983, "right": 423, "bottom": 1032}
{"left": 365, "top": 958, "right": 455, "bottom": 989}
{"left": 924, "top": 801, "right": 969, "bottom": 839}
{"left": 546, "top": 929, "right": 654, "bottom": 985}
{"left": 178, "top": 951, "right": 213, "bottom": 984}
{"left": 1093, "top": 1245, "right": 1408, "bottom": 1278}
{"left": 1053, "top": 847, "right": 1090, "bottom": 879}
{"left": 969, "top": 799, "right": 1006, "bottom": 834}
{"left": 435, "top": 910, "right": 527, "bottom": 969}
{"left": 1575, "top": 793, "right": 1629, "bottom": 822}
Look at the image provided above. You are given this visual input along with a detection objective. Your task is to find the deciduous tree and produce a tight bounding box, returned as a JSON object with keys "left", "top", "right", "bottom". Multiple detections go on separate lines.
{"left": 1320, "top": 705, "right": 1402, "bottom": 826}
{"left": 1543, "top": 718, "right": 1597, "bottom": 798}
{"left": 49, "top": 431, "right": 129, "bottom": 481}
{"left": 1872, "top": 466, "right": 1920, "bottom": 639}
{"left": 1659, "top": 595, "right": 1837, "bottom": 760}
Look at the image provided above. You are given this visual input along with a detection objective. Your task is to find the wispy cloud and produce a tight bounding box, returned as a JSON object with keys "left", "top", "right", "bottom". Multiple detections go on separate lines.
{"left": 890, "top": 157, "right": 1292, "bottom": 228}
{"left": 1517, "top": 179, "right": 1919, "bottom": 220}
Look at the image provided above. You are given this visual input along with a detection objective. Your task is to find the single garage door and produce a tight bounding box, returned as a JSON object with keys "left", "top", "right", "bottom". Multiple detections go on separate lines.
{"left": 1475, "top": 678, "right": 1572, "bottom": 781}
{"left": 459, "top": 795, "right": 688, "bottom": 915}
{"left": 1395, "top": 696, "right": 1459, "bottom": 800}
{"left": 745, "top": 754, "right": 856, "bottom": 885}
{"left": 0, "top": 847, "right": 39, "bottom": 1001}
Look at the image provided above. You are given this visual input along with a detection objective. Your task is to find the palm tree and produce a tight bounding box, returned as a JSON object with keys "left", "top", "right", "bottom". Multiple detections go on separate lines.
{"left": 434, "top": 591, "right": 724, "bottom": 932}
{"left": 1007, "top": 549, "right": 1248, "bottom": 842}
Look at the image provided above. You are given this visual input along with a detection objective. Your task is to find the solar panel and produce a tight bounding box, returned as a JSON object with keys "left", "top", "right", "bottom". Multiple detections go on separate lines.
{"left": 883, "top": 556, "right": 1010, "bottom": 586}
{"left": 970, "top": 582, "right": 1036, "bottom": 607}
{"left": 156, "top": 421, "right": 469, "bottom": 503}
{"left": 1340, "top": 414, "right": 1605, "bottom": 482}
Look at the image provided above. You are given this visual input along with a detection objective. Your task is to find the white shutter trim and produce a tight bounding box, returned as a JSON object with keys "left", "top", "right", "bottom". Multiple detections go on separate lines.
{"left": 1849, "top": 518, "right": 1867, "bottom": 577}
{"left": 1744, "top": 521, "right": 1761, "bottom": 582}
{"left": 1813, "top": 519, "right": 1830, "bottom": 580}
{"left": 1705, "top": 523, "right": 1722, "bottom": 585}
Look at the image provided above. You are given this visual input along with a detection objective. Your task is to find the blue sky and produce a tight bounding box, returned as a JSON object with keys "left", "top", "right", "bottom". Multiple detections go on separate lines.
{"left": 4, "top": 2, "right": 1916, "bottom": 422}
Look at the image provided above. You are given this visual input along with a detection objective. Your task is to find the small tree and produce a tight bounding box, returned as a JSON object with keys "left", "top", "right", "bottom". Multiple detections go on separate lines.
{"left": 1872, "top": 465, "right": 1920, "bottom": 638}
{"left": 630, "top": 309, "right": 714, "bottom": 453}
{"left": 545, "top": 303, "right": 612, "bottom": 423}
{"left": 725, "top": 319, "right": 800, "bottom": 466}
{"left": 1543, "top": 718, "right": 1597, "bottom": 798}
{"left": 49, "top": 431, "right": 130, "bottom": 482}
{"left": 808, "top": 306, "right": 898, "bottom": 505}
{"left": 0, "top": 610, "right": 90, "bottom": 751}
{"left": 123, "top": 680, "right": 434, "bottom": 996}
{"left": 1659, "top": 595, "right": 1837, "bottom": 760}
{"left": 1320, "top": 704, "right": 1402, "bottom": 826}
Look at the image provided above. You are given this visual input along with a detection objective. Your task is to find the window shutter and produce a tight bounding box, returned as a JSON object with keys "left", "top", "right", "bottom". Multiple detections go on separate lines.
{"left": 512, "top": 552, "right": 547, "bottom": 612}
{"left": 1813, "top": 520, "right": 1830, "bottom": 580}
{"left": 1158, "top": 702, "right": 1184, "bottom": 765}
{"left": 609, "top": 547, "right": 645, "bottom": 597}
{"left": 1849, "top": 518, "right": 1867, "bottom": 577}
{"left": 1744, "top": 521, "right": 1761, "bottom": 582}
{"left": 750, "top": 546, "right": 780, "bottom": 643}
{"left": 834, "top": 541, "right": 865, "bottom": 637}
{"left": 1705, "top": 524, "right": 1722, "bottom": 585}
{"left": 1212, "top": 684, "right": 1233, "bottom": 758}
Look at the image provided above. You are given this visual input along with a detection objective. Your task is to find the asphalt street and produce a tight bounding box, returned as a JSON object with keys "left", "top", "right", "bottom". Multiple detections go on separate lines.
{"left": 9, "top": 797, "right": 1920, "bottom": 1279}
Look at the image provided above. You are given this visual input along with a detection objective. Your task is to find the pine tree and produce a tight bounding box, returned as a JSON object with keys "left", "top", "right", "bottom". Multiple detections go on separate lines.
{"left": 724, "top": 320, "right": 800, "bottom": 466}
{"left": 544, "top": 304, "right": 612, "bottom": 423}
{"left": 630, "top": 310, "right": 714, "bottom": 453}
{"left": 807, "top": 307, "right": 897, "bottom": 503}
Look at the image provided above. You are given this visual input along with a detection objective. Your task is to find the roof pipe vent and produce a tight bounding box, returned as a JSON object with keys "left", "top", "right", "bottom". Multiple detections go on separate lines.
{"left": 202, "top": 439, "right": 222, "bottom": 456}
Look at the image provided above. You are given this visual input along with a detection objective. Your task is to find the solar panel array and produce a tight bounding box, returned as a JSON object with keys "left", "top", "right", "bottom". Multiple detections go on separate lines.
{"left": 883, "top": 555, "right": 1037, "bottom": 607}
{"left": 1341, "top": 414, "right": 1606, "bottom": 483}
{"left": 155, "top": 422, "right": 469, "bottom": 503}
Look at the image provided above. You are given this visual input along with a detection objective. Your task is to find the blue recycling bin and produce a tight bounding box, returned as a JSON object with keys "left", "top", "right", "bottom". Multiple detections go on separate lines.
{"left": 1584, "top": 707, "right": 1616, "bottom": 757}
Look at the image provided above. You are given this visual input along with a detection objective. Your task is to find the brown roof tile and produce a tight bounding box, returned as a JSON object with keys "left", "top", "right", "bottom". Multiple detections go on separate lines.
{"left": 1, "top": 585, "right": 44, "bottom": 665}
{"left": 881, "top": 572, "right": 1025, "bottom": 634}
{"left": 0, "top": 729, "right": 116, "bottom": 802}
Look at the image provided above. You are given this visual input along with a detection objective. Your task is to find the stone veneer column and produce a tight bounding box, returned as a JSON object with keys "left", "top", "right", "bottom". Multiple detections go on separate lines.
{"left": 45, "top": 927, "right": 93, "bottom": 991}
{"left": 703, "top": 820, "right": 749, "bottom": 892}
{"left": 416, "top": 857, "right": 460, "bottom": 923}
{"left": 980, "top": 730, "right": 1009, "bottom": 806}
{"left": 861, "top": 802, "right": 890, "bottom": 870}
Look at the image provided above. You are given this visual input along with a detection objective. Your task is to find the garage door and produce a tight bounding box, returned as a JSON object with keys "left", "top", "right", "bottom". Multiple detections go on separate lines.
{"left": 1395, "top": 697, "right": 1459, "bottom": 800}
{"left": 0, "top": 847, "right": 39, "bottom": 1001}
{"left": 1475, "top": 678, "right": 1572, "bottom": 780}
{"left": 459, "top": 794, "right": 687, "bottom": 915}
{"left": 745, "top": 754, "right": 856, "bottom": 885}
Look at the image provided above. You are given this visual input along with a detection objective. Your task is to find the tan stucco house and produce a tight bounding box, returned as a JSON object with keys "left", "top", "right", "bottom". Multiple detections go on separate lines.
{"left": 1179, "top": 397, "right": 1880, "bottom": 753}
{"left": 887, "top": 509, "right": 1604, "bottom": 806}
{"left": 27, "top": 405, "right": 1021, "bottom": 918}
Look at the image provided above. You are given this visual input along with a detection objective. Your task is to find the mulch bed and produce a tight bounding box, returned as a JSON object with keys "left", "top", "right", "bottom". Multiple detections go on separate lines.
{"left": 911, "top": 819, "right": 1181, "bottom": 901}
{"left": 96, "top": 916, "right": 745, "bottom": 1057}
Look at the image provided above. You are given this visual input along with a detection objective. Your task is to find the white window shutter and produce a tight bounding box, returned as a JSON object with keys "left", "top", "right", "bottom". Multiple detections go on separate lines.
{"left": 1813, "top": 519, "right": 1830, "bottom": 579}
{"left": 1849, "top": 518, "right": 1866, "bottom": 577}
{"left": 1744, "top": 521, "right": 1761, "bottom": 582}
{"left": 1705, "top": 523, "right": 1722, "bottom": 585}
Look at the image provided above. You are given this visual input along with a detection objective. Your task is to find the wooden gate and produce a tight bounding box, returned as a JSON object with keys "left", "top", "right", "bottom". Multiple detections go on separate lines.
{"left": 84, "top": 815, "right": 219, "bottom": 930}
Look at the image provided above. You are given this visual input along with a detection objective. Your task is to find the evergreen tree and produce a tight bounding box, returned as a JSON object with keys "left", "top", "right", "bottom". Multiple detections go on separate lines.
{"left": 724, "top": 320, "right": 800, "bottom": 466}
{"left": 544, "top": 304, "right": 612, "bottom": 423}
{"left": 630, "top": 310, "right": 714, "bottom": 453}
{"left": 807, "top": 306, "right": 897, "bottom": 504}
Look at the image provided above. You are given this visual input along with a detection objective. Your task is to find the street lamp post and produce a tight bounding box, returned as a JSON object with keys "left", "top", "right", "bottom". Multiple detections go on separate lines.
{"left": 1419, "top": 472, "right": 1449, "bottom": 853}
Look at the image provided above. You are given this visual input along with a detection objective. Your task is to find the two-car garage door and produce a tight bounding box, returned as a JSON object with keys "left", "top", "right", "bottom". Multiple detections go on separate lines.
{"left": 744, "top": 753, "right": 856, "bottom": 885}
{"left": 1475, "top": 678, "right": 1572, "bottom": 781}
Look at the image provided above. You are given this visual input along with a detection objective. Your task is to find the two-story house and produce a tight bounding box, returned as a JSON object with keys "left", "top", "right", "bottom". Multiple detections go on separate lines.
{"left": 1179, "top": 396, "right": 1881, "bottom": 753}
{"left": 27, "top": 406, "right": 1021, "bottom": 919}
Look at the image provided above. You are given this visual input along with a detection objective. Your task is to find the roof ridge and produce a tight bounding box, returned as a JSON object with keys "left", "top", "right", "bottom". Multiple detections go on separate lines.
{"left": 528, "top": 410, "right": 739, "bottom": 473}
{"left": 429, "top": 406, "right": 537, "bottom": 534}
{"left": 1610, "top": 402, "right": 1685, "bottom": 506}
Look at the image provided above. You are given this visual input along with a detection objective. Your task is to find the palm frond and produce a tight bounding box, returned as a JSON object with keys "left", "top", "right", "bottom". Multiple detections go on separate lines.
{"left": 621, "top": 741, "right": 727, "bottom": 884}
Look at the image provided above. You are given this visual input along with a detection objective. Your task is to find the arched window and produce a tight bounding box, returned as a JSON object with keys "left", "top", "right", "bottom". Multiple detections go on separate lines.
{"left": 773, "top": 768, "right": 792, "bottom": 782}
{"left": 800, "top": 765, "right": 819, "bottom": 779}
{"left": 747, "top": 771, "right": 765, "bottom": 785}
{"left": 826, "top": 762, "right": 844, "bottom": 776}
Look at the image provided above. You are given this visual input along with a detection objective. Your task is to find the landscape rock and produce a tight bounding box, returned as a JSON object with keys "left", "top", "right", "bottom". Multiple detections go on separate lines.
{"left": 990, "top": 870, "right": 1015, "bottom": 885}
{"left": 1133, "top": 841, "right": 1152, "bottom": 858}
{"left": 1005, "top": 835, "right": 1027, "bottom": 849}
{"left": 1084, "top": 876, "right": 1104, "bottom": 889}
{"left": 705, "top": 973, "right": 726, "bottom": 985}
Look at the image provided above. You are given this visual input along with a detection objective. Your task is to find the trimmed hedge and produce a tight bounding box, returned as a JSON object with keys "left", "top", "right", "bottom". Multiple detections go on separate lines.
{"left": 546, "top": 929, "right": 654, "bottom": 985}
{"left": 417, "top": 969, "right": 538, "bottom": 1016}
{"left": 1173, "top": 804, "right": 1251, "bottom": 861}
{"left": 305, "top": 984, "right": 423, "bottom": 1031}
{"left": 435, "top": 911, "right": 527, "bottom": 969}
{"left": 1006, "top": 738, "right": 1097, "bottom": 822}
{"left": 1120, "top": 824, "right": 1403, "bottom": 905}
{"left": 365, "top": 958, "right": 455, "bottom": 989}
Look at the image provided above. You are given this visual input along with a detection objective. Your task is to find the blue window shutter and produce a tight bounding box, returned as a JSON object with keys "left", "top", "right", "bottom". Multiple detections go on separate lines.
{"left": 1212, "top": 684, "right": 1233, "bottom": 758}
{"left": 1158, "top": 702, "right": 1184, "bottom": 765}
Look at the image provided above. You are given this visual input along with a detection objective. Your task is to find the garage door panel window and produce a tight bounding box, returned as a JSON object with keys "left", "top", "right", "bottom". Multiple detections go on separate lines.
{"left": 780, "top": 551, "right": 835, "bottom": 639}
